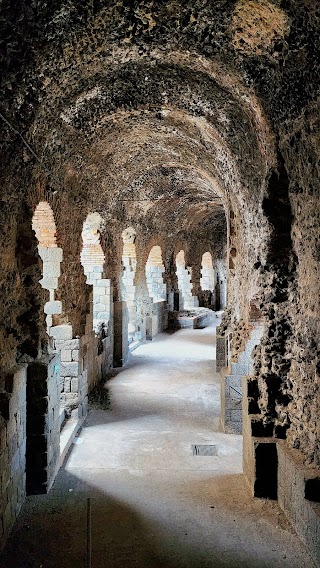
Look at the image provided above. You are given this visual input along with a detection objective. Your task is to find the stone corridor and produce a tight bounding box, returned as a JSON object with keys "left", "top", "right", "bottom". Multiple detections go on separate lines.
{"left": 0, "top": 2, "right": 319, "bottom": 562}
{"left": 0, "top": 320, "right": 315, "bottom": 568}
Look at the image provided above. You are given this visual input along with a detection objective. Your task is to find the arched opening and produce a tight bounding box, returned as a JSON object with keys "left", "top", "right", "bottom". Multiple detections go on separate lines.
{"left": 28, "top": 202, "right": 62, "bottom": 494}
{"left": 145, "top": 245, "right": 166, "bottom": 303}
{"left": 200, "top": 251, "right": 216, "bottom": 310}
{"left": 80, "top": 213, "right": 111, "bottom": 335}
{"left": 175, "top": 250, "right": 198, "bottom": 311}
{"left": 121, "top": 227, "right": 139, "bottom": 348}
{"left": 32, "top": 201, "right": 63, "bottom": 332}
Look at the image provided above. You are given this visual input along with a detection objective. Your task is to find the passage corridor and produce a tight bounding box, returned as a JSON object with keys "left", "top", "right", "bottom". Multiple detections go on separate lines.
{"left": 0, "top": 318, "right": 315, "bottom": 568}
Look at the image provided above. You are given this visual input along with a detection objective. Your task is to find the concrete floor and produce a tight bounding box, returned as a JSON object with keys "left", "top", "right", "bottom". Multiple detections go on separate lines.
{"left": 1, "top": 318, "right": 316, "bottom": 568}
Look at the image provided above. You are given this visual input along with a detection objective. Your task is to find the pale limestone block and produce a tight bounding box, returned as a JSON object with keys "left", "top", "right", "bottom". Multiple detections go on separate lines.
{"left": 60, "top": 362, "right": 79, "bottom": 377}
{"left": 71, "top": 378, "right": 79, "bottom": 393}
{"left": 42, "top": 260, "right": 61, "bottom": 278}
{"left": 72, "top": 350, "right": 79, "bottom": 361}
{"left": 44, "top": 300, "right": 62, "bottom": 315}
{"left": 38, "top": 246, "right": 63, "bottom": 263}
{"left": 61, "top": 349, "right": 72, "bottom": 362}
{"left": 40, "top": 276, "right": 58, "bottom": 290}
{"left": 49, "top": 325, "right": 73, "bottom": 340}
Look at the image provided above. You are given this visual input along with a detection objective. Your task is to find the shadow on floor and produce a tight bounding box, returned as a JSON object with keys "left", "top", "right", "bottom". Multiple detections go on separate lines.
{"left": 0, "top": 469, "right": 286, "bottom": 568}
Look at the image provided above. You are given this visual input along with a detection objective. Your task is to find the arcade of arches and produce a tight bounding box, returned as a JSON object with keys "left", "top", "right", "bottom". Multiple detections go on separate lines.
{"left": 0, "top": 1, "right": 319, "bottom": 566}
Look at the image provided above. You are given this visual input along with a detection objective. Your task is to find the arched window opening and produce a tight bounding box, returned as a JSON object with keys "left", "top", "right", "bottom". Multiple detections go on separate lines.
{"left": 200, "top": 251, "right": 216, "bottom": 310}
{"left": 145, "top": 246, "right": 166, "bottom": 302}
{"left": 200, "top": 252, "right": 215, "bottom": 292}
{"left": 121, "top": 227, "right": 138, "bottom": 345}
{"left": 32, "top": 202, "right": 73, "bottom": 469}
{"left": 80, "top": 213, "right": 110, "bottom": 334}
{"left": 32, "top": 201, "right": 63, "bottom": 330}
{"left": 175, "top": 250, "right": 197, "bottom": 310}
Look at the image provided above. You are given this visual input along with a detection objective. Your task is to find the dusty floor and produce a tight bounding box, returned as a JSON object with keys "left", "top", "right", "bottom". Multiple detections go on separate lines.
{"left": 0, "top": 318, "right": 316, "bottom": 568}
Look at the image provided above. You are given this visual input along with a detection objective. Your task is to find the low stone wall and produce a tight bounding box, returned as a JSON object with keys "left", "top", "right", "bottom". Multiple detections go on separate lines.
{"left": 278, "top": 442, "right": 320, "bottom": 567}
{"left": 172, "top": 308, "right": 214, "bottom": 329}
{"left": 146, "top": 300, "right": 168, "bottom": 339}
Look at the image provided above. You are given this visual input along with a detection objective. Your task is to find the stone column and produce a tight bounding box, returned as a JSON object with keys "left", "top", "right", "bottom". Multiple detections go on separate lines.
{"left": 113, "top": 300, "right": 129, "bottom": 367}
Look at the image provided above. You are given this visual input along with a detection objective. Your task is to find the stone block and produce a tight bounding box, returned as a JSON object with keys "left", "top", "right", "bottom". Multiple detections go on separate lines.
{"left": 61, "top": 349, "right": 72, "bottom": 362}
{"left": 49, "top": 325, "right": 73, "bottom": 340}
{"left": 60, "top": 362, "right": 79, "bottom": 377}
{"left": 55, "top": 339, "right": 80, "bottom": 350}
{"left": 44, "top": 301, "right": 62, "bottom": 315}
{"left": 40, "top": 277, "right": 58, "bottom": 290}
{"left": 93, "top": 286, "right": 107, "bottom": 297}
{"left": 42, "top": 261, "right": 61, "bottom": 278}
{"left": 71, "top": 378, "right": 79, "bottom": 393}
{"left": 64, "top": 393, "right": 78, "bottom": 403}
{"left": 38, "top": 247, "right": 63, "bottom": 263}
{"left": 72, "top": 350, "right": 79, "bottom": 361}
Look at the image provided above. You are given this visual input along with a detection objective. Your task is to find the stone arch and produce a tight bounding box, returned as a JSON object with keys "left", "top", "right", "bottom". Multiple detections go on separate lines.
{"left": 200, "top": 252, "right": 215, "bottom": 292}
{"left": 32, "top": 201, "right": 63, "bottom": 333}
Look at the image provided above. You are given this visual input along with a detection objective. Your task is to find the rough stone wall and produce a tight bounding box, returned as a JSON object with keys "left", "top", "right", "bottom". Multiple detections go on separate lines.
{"left": 279, "top": 101, "right": 320, "bottom": 466}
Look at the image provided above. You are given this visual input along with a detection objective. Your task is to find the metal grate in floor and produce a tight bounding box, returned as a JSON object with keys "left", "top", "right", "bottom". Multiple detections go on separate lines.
{"left": 192, "top": 444, "right": 217, "bottom": 456}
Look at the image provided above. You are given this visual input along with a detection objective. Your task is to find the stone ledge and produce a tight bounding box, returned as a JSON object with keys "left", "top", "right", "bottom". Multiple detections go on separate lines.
{"left": 59, "top": 415, "right": 85, "bottom": 468}
{"left": 172, "top": 308, "right": 215, "bottom": 329}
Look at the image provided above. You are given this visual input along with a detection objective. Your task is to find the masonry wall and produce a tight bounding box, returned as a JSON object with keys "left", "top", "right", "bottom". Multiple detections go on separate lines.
{"left": 0, "top": 367, "right": 27, "bottom": 550}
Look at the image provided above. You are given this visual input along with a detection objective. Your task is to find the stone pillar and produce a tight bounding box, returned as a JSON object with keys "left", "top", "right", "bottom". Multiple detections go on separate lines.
{"left": 215, "top": 259, "right": 227, "bottom": 310}
{"left": 26, "top": 354, "right": 60, "bottom": 495}
{"left": 216, "top": 333, "right": 228, "bottom": 372}
{"left": 113, "top": 301, "right": 129, "bottom": 367}
{"left": 134, "top": 252, "right": 153, "bottom": 343}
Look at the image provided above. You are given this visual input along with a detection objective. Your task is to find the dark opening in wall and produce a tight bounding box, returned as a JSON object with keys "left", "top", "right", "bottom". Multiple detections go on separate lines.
{"left": 26, "top": 362, "right": 48, "bottom": 495}
{"left": 305, "top": 478, "right": 320, "bottom": 503}
{"left": 254, "top": 442, "right": 278, "bottom": 500}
